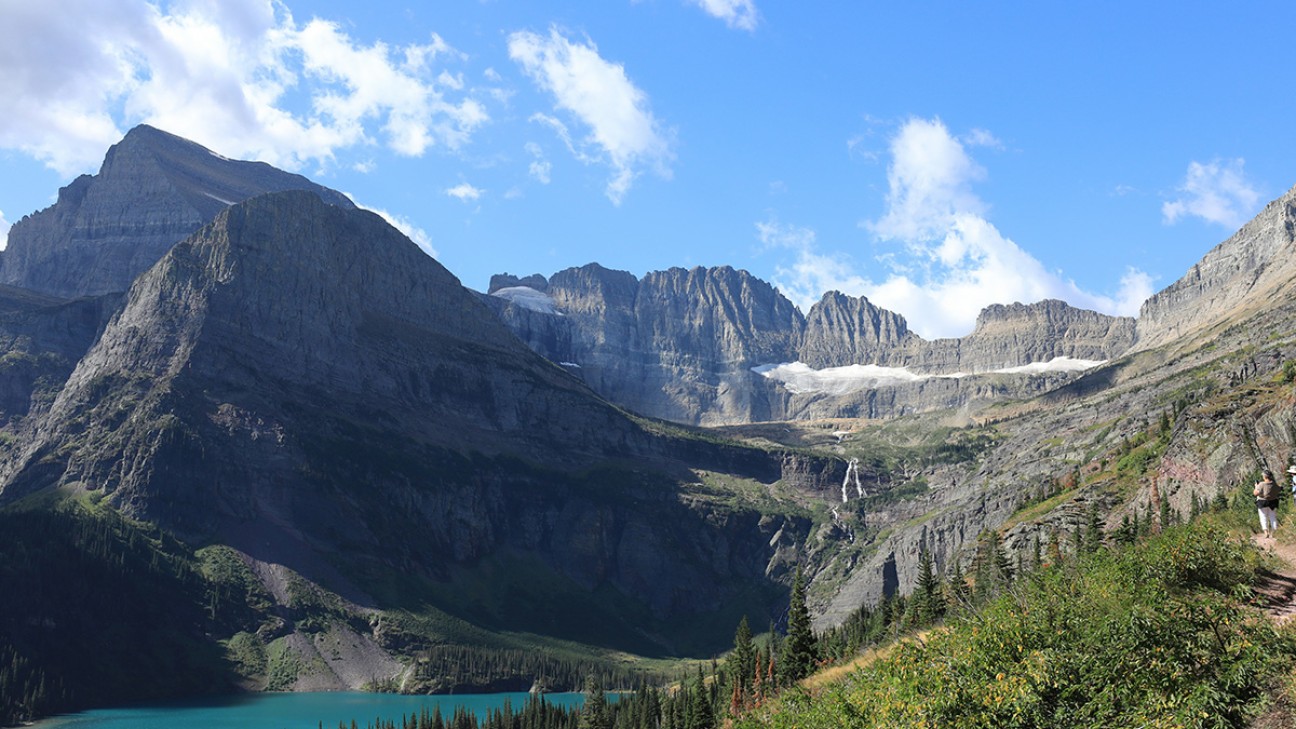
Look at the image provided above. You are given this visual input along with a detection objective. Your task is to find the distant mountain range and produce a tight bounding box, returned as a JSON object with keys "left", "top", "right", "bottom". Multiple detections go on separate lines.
{"left": 482, "top": 267, "right": 1135, "bottom": 424}
{"left": 1, "top": 124, "right": 1294, "bottom": 721}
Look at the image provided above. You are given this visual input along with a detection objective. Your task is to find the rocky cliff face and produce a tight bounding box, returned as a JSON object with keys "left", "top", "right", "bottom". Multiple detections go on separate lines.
{"left": 0, "top": 286, "right": 121, "bottom": 428}
{"left": 487, "top": 263, "right": 804, "bottom": 425}
{"left": 0, "top": 125, "right": 353, "bottom": 298}
{"left": 1135, "top": 183, "right": 1296, "bottom": 351}
{"left": 488, "top": 273, "right": 1136, "bottom": 424}
{"left": 799, "top": 291, "right": 914, "bottom": 368}
{"left": 885, "top": 299, "right": 1137, "bottom": 374}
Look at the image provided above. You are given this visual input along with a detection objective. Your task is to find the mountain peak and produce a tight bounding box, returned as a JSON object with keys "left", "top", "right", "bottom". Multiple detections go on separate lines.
{"left": 1135, "top": 183, "right": 1296, "bottom": 351}
{"left": 0, "top": 126, "right": 352, "bottom": 299}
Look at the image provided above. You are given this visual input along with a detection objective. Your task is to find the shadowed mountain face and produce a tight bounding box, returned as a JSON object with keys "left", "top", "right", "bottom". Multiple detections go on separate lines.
{"left": 0, "top": 190, "right": 798, "bottom": 654}
{"left": 0, "top": 125, "right": 354, "bottom": 298}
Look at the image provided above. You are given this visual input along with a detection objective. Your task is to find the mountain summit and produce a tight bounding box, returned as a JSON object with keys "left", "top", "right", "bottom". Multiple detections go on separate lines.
{"left": 0, "top": 125, "right": 353, "bottom": 298}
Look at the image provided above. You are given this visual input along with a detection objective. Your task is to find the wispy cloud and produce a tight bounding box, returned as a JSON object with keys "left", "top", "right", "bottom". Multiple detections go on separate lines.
{"left": 360, "top": 204, "right": 437, "bottom": 258}
{"left": 686, "top": 0, "right": 760, "bottom": 31}
{"left": 1162, "top": 158, "right": 1261, "bottom": 229}
{"left": 769, "top": 117, "right": 1153, "bottom": 339}
{"left": 759, "top": 221, "right": 869, "bottom": 309}
{"left": 508, "top": 27, "right": 673, "bottom": 204}
{"left": 0, "top": 209, "right": 10, "bottom": 251}
{"left": 445, "top": 182, "right": 484, "bottom": 201}
{"left": 0, "top": 0, "right": 488, "bottom": 176}
{"left": 525, "top": 142, "right": 552, "bottom": 184}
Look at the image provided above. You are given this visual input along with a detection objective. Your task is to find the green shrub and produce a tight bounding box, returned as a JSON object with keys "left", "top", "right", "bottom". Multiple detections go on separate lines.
{"left": 738, "top": 523, "right": 1293, "bottom": 729}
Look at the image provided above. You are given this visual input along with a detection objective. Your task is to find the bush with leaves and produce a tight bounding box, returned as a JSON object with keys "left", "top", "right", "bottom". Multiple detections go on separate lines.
{"left": 737, "top": 522, "right": 1294, "bottom": 729}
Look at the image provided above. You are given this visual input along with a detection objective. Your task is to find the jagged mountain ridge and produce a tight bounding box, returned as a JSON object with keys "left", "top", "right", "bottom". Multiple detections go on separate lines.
{"left": 486, "top": 266, "right": 1135, "bottom": 425}
{"left": 2, "top": 124, "right": 1295, "bottom": 716}
{"left": 0, "top": 124, "right": 354, "bottom": 299}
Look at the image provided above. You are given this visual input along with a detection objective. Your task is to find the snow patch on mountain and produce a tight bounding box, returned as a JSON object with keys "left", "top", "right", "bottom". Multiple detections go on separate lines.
{"left": 991, "top": 357, "right": 1106, "bottom": 375}
{"left": 751, "top": 362, "right": 938, "bottom": 395}
{"left": 753, "top": 357, "right": 1105, "bottom": 395}
{"left": 490, "top": 286, "right": 563, "bottom": 315}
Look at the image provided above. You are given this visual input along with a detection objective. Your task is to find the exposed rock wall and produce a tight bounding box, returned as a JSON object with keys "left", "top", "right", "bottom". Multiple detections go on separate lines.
{"left": 1136, "top": 184, "right": 1296, "bottom": 351}
{"left": 799, "top": 291, "right": 913, "bottom": 368}
{"left": 0, "top": 124, "right": 353, "bottom": 298}
{"left": 488, "top": 271, "right": 1137, "bottom": 424}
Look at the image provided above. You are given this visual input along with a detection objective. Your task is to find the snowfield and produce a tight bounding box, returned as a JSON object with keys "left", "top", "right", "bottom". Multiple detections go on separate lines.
{"left": 490, "top": 286, "right": 563, "bottom": 315}
{"left": 752, "top": 357, "right": 1105, "bottom": 396}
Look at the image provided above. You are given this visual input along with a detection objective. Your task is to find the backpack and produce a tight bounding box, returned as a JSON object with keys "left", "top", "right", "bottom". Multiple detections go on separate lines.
{"left": 1259, "top": 479, "right": 1280, "bottom": 501}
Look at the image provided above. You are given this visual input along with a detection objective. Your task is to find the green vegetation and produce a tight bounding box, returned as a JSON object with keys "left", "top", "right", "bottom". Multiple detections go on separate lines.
{"left": 733, "top": 522, "right": 1294, "bottom": 729}
{"left": 0, "top": 499, "right": 700, "bottom": 725}
{"left": 0, "top": 506, "right": 238, "bottom": 725}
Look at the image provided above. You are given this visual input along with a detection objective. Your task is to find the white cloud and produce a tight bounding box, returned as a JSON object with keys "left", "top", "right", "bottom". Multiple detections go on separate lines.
{"left": 0, "top": 0, "right": 488, "bottom": 176}
{"left": 1162, "top": 158, "right": 1262, "bottom": 229}
{"left": 525, "top": 142, "right": 552, "bottom": 184}
{"left": 0, "top": 210, "right": 10, "bottom": 251}
{"left": 508, "top": 27, "right": 673, "bottom": 204}
{"left": 867, "top": 117, "right": 988, "bottom": 243}
{"left": 759, "top": 221, "right": 869, "bottom": 311}
{"left": 960, "top": 128, "right": 1003, "bottom": 149}
{"left": 445, "top": 182, "right": 484, "bottom": 201}
{"left": 687, "top": 0, "right": 760, "bottom": 31}
{"left": 768, "top": 117, "right": 1152, "bottom": 339}
{"left": 360, "top": 204, "right": 437, "bottom": 258}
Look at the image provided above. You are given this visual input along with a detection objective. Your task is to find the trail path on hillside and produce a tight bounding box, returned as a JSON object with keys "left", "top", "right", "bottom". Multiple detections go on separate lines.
{"left": 1252, "top": 534, "right": 1296, "bottom": 624}
{"left": 1250, "top": 534, "right": 1296, "bottom": 729}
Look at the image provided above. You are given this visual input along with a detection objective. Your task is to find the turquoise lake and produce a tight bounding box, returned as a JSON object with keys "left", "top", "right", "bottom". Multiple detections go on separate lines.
{"left": 32, "top": 691, "right": 587, "bottom": 729}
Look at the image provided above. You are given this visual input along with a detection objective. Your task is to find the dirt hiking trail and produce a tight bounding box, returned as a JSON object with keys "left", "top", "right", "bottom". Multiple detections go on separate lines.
{"left": 1249, "top": 533, "right": 1296, "bottom": 729}
{"left": 1253, "top": 534, "right": 1296, "bottom": 624}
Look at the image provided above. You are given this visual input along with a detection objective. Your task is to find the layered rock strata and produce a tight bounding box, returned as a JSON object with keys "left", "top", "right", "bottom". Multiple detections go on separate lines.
{"left": 486, "top": 268, "right": 1136, "bottom": 424}
{"left": 0, "top": 124, "right": 353, "bottom": 298}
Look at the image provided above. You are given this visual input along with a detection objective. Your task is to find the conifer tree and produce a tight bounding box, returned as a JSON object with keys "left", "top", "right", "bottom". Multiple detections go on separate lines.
{"left": 729, "top": 615, "right": 754, "bottom": 701}
{"left": 780, "top": 565, "right": 818, "bottom": 684}
{"left": 973, "top": 530, "right": 1013, "bottom": 602}
{"left": 579, "top": 676, "right": 610, "bottom": 729}
{"left": 944, "top": 561, "right": 971, "bottom": 613}
{"left": 1085, "top": 502, "right": 1104, "bottom": 553}
{"left": 910, "top": 547, "right": 945, "bottom": 625}
{"left": 687, "top": 667, "right": 714, "bottom": 729}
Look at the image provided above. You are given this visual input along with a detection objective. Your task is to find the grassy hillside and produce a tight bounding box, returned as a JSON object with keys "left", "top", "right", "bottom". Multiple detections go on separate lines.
{"left": 733, "top": 517, "right": 1296, "bottom": 728}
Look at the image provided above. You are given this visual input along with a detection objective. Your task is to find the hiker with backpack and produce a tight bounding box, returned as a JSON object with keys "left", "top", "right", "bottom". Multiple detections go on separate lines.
{"left": 1254, "top": 470, "right": 1280, "bottom": 538}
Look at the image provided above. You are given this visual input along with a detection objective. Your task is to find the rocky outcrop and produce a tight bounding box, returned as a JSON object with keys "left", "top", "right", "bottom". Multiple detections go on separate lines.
{"left": 799, "top": 291, "right": 914, "bottom": 368}
{"left": 0, "top": 285, "right": 121, "bottom": 428}
{"left": 888, "top": 299, "right": 1137, "bottom": 374}
{"left": 0, "top": 124, "right": 353, "bottom": 298}
{"left": 487, "top": 264, "right": 805, "bottom": 425}
{"left": 1135, "top": 184, "right": 1296, "bottom": 351}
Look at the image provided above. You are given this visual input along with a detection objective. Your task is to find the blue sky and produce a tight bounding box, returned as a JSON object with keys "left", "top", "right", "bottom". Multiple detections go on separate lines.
{"left": 1, "top": 1, "right": 1292, "bottom": 339}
